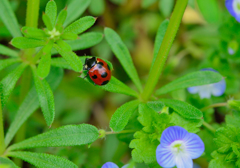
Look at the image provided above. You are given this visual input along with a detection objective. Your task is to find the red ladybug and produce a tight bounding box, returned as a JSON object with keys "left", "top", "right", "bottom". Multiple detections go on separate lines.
{"left": 83, "top": 57, "right": 111, "bottom": 86}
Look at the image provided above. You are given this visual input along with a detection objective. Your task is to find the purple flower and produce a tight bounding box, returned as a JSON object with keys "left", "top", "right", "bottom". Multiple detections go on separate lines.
{"left": 156, "top": 126, "right": 204, "bottom": 168}
{"left": 102, "top": 162, "right": 118, "bottom": 168}
{"left": 187, "top": 68, "right": 226, "bottom": 99}
{"left": 226, "top": 0, "right": 240, "bottom": 22}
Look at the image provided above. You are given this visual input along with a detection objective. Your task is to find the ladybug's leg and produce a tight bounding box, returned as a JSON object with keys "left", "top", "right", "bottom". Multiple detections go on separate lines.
{"left": 83, "top": 74, "right": 88, "bottom": 79}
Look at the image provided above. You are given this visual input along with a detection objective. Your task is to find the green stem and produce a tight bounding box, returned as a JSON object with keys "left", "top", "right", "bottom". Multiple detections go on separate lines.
{"left": 202, "top": 121, "right": 216, "bottom": 133}
{"left": 201, "top": 102, "right": 228, "bottom": 112}
{"left": 0, "top": 87, "right": 5, "bottom": 155}
{"left": 105, "top": 130, "right": 136, "bottom": 135}
{"left": 141, "top": 0, "right": 188, "bottom": 101}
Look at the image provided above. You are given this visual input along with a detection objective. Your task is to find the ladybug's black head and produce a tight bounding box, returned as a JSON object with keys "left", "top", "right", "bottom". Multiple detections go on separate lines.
{"left": 83, "top": 57, "right": 97, "bottom": 70}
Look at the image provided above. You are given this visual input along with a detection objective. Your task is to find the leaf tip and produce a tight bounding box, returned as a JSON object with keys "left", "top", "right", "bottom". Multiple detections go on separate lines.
{"left": 64, "top": 6, "right": 68, "bottom": 10}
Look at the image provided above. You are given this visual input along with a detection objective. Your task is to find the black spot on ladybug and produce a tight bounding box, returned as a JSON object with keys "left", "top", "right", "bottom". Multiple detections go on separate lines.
{"left": 101, "top": 80, "right": 109, "bottom": 85}
{"left": 107, "top": 64, "right": 110, "bottom": 70}
{"left": 98, "top": 62, "right": 104, "bottom": 66}
{"left": 97, "top": 64, "right": 102, "bottom": 69}
{"left": 92, "top": 75, "right": 97, "bottom": 79}
{"left": 101, "top": 72, "right": 108, "bottom": 78}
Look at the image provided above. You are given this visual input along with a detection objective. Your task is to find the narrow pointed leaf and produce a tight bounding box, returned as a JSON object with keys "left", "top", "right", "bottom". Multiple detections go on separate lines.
{"left": 89, "top": 0, "right": 105, "bottom": 16}
{"left": 104, "top": 28, "right": 142, "bottom": 92}
{"left": 151, "top": 20, "right": 169, "bottom": 71}
{"left": 159, "top": 0, "right": 174, "bottom": 17}
{"left": 32, "top": 66, "right": 55, "bottom": 126}
{"left": 50, "top": 57, "right": 73, "bottom": 70}
{"left": 159, "top": 99, "right": 203, "bottom": 119}
{"left": 0, "top": 0, "right": 22, "bottom": 37}
{"left": 37, "top": 42, "right": 54, "bottom": 79}
{"left": 8, "top": 151, "right": 77, "bottom": 168}
{"left": 8, "top": 124, "right": 99, "bottom": 150}
{"left": 1, "top": 63, "right": 27, "bottom": 106}
{"left": 110, "top": 100, "right": 140, "bottom": 132}
{"left": 5, "top": 67, "right": 63, "bottom": 146}
{"left": 156, "top": 71, "right": 223, "bottom": 95}
{"left": 45, "top": 0, "right": 57, "bottom": 27}
{"left": 21, "top": 27, "right": 49, "bottom": 40}
{"left": 64, "top": 0, "right": 91, "bottom": 26}
{"left": 52, "top": 32, "right": 103, "bottom": 55}
{"left": 0, "top": 44, "right": 19, "bottom": 57}
{"left": 64, "top": 16, "right": 96, "bottom": 35}
{"left": 43, "top": 13, "right": 53, "bottom": 31}
{"left": 141, "top": 0, "right": 157, "bottom": 8}
{"left": 56, "top": 8, "right": 67, "bottom": 29}
{"left": 53, "top": 43, "right": 82, "bottom": 72}
{"left": 0, "top": 59, "right": 21, "bottom": 72}
{"left": 11, "top": 37, "right": 46, "bottom": 49}
{"left": 0, "top": 157, "right": 18, "bottom": 168}
{"left": 61, "top": 32, "right": 78, "bottom": 40}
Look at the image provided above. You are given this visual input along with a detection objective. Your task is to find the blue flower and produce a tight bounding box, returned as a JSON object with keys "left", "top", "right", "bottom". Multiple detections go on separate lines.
{"left": 102, "top": 162, "right": 118, "bottom": 168}
{"left": 187, "top": 68, "right": 226, "bottom": 99}
{"left": 226, "top": 0, "right": 240, "bottom": 22}
{"left": 156, "top": 126, "right": 204, "bottom": 168}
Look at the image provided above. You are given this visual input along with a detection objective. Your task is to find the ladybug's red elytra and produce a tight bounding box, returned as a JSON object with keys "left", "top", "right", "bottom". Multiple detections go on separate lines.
{"left": 83, "top": 57, "right": 111, "bottom": 86}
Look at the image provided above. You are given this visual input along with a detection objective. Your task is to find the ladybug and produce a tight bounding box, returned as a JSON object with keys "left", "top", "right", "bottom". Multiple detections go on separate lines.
{"left": 83, "top": 57, "right": 111, "bottom": 86}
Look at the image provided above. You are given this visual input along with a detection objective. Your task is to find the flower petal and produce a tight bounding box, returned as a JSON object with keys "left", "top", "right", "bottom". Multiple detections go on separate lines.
{"left": 187, "top": 86, "right": 199, "bottom": 94}
{"left": 102, "top": 162, "right": 119, "bottom": 168}
{"left": 211, "top": 80, "right": 226, "bottom": 97}
{"left": 226, "top": 0, "right": 236, "bottom": 17}
{"left": 160, "top": 126, "right": 188, "bottom": 145}
{"left": 156, "top": 144, "right": 176, "bottom": 167}
{"left": 183, "top": 133, "right": 205, "bottom": 159}
{"left": 175, "top": 153, "right": 193, "bottom": 168}
{"left": 198, "top": 85, "right": 212, "bottom": 99}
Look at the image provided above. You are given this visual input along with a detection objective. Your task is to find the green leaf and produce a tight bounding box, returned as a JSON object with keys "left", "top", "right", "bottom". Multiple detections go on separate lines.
{"left": 53, "top": 43, "right": 82, "bottom": 72}
{"left": 37, "top": 41, "right": 54, "bottom": 79}
{"left": 50, "top": 57, "right": 73, "bottom": 70}
{"left": 159, "top": 0, "right": 174, "bottom": 17}
{"left": 8, "top": 124, "right": 99, "bottom": 150}
{"left": 0, "top": 44, "right": 19, "bottom": 57}
{"left": 64, "top": 0, "right": 91, "bottom": 27}
{"left": 159, "top": 99, "right": 203, "bottom": 119}
{"left": 1, "top": 63, "right": 27, "bottom": 106}
{"left": 64, "top": 16, "right": 96, "bottom": 35}
{"left": 209, "top": 151, "right": 236, "bottom": 168}
{"left": 32, "top": 66, "right": 55, "bottom": 126}
{"left": 151, "top": 20, "right": 169, "bottom": 71}
{"left": 141, "top": 0, "right": 157, "bottom": 8}
{"left": 130, "top": 131, "right": 160, "bottom": 164}
{"left": 61, "top": 32, "right": 78, "bottom": 40}
{"left": 196, "top": 0, "right": 220, "bottom": 24}
{"left": 146, "top": 101, "right": 165, "bottom": 112}
{"left": 43, "top": 13, "right": 53, "bottom": 31}
{"left": 56, "top": 8, "right": 67, "bottom": 30}
{"left": 104, "top": 28, "right": 142, "bottom": 92}
{"left": 0, "top": 0, "right": 22, "bottom": 37}
{"left": 11, "top": 37, "right": 46, "bottom": 49}
{"left": 0, "top": 157, "right": 19, "bottom": 168}
{"left": 21, "top": 27, "right": 48, "bottom": 40}
{"left": 170, "top": 112, "right": 203, "bottom": 133}
{"left": 156, "top": 71, "right": 223, "bottom": 95}
{"left": 228, "top": 100, "right": 240, "bottom": 112}
{"left": 0, "top": 59, "right": 21, "bottom": 72}
{"left": 226, "top": 110, "right": 240, "bottom": 128}
{"left": 110, "top": 100, "right": 140, "bottom": 132}
{"left": 5, "top": 67, "right": 63, "bottom": 146}
{"left": 8, "top": 151, "right": 77, "bottom": 168}
{"left": 89, "top": 0, "right": 105, "bottom": 16}
{"left": 52, "top": 32, "right": 103, "bottom": 54}
{"left": 45, "top": 0, "right": 57, "bottom": 27}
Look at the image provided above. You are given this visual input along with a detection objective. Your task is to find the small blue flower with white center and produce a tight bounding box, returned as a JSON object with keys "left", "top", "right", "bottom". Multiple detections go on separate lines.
{"left": 156, "top": 126, "right": 204, "bottom": 168}
{"left": 226, "top": 0, "right": 240, "bottom": 22}
{"left": 102, "top": 162, "right": 134, "bottom": 168}
{"left": 187, "top": 68, "right": 226, "bottom": 99}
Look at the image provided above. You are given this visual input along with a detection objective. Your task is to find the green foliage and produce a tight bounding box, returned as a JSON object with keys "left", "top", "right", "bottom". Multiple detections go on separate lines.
{"left": 151, "top": 20, "right": 169, "bottom": 71}
{"left": 8, "top": 124, "right": 99, "bottom": 151}
{"left": 141, "top": 0, "right": 157, "bottom": 8}
{"left": 104, "top": 27, "right": 142, "bottom": 92}
{"left": 160, "top": 98, "right": 203, "bottom": 119}
{"left": 64, "top": 16, "right": 96, "bottom": 35}
{"left": 196, "top": 0, "right": 221, "bottom": 24}
{"left": 32, "top": 65, "right": 55, "bottom": 126}
{"left": 0, "top": 59, "right": 21, "bottom": 72}
{"left": 21, "top": 27, "right": 48, "bottom": 40}
{"left": 0, "top": 157, "right": 18, "bottom": 168}
{"left": 89, "top": 0, "right": 105, "bottom": 16}
{"left": 0, "top": 45, "right": 18, "bottom": 57}
{"left": 110, "top": 100, "right": 140, "bottom": 132}
{"left": 4, "top": 67, "right": 63, "bottom": 146}
{"left": 159, "top": 0, "right": 174, "bottom": 17}
{"left": 228, "top": 100, "right": 240, "bottom": 112}
{"left": 1, "top": 63, "right": 27, "bottom": 106}
{"left": 11, "top": 37, "right": 46, "bottom": 49}
{"left": 0, "top": 0, "right": 22, "bottom": 37}
{"left": 43, "top": 13, "right": 53, "bottom": 31}
{"left": 156, "top": 71, "right": 224, "bottom": 95}
{"left": 45, "top": 0, "right": 57, "bottom": 27}
{"left": 64, "top": 0, "right": 91, "bottom": 26}
{"left": 8, "top": 151, "right": 78, "bottom": 168}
